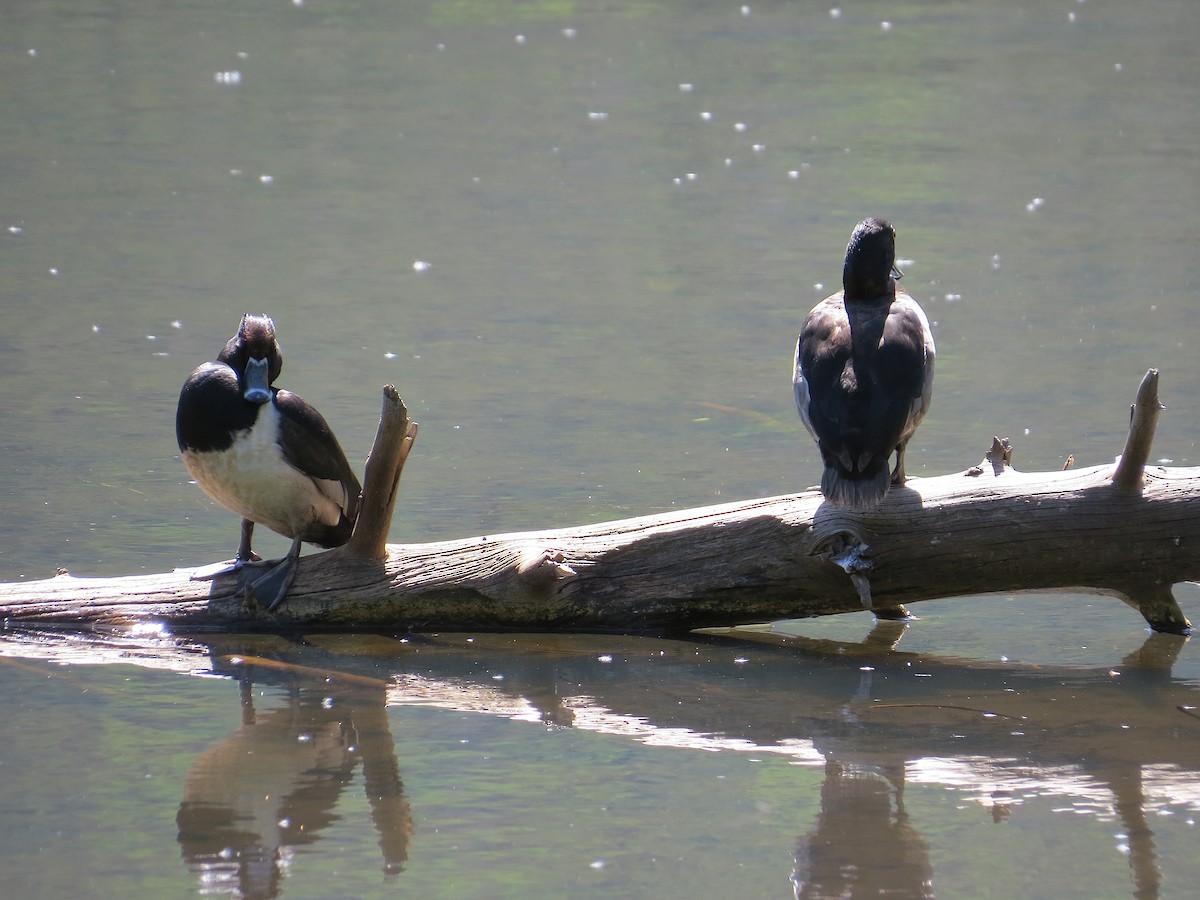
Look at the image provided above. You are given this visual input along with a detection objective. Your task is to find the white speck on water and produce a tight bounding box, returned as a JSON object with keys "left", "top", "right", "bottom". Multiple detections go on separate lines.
{"left": 734, "top": 121, "right": 747, "bottom": 132}
{"left": 171, "top": 319, "right": 183, "bottom": 329}
{"left": 813, "top": 283, "right": 824, "bottom": 291}
{"left": 1024, "top": 428, "right": 1031, "bottom": 436}
{"left": 7, "top": 225, "right": 22, "bottom": 234}
{"left": 788, "top": 170, "right": 800, "bottom": 179}
{"left": 321, "top": 697, "right": 334, "bottom": 709}
{"left": 229, "top": 168, "right": 242, "bottom": 176}
{"left": 597, "top": 654, "right": 613, "bottom": 663}
{"left": 1157, "top": 457, "right": 1174, "bottom": 464}
{"left": 881, "top": 21, "right": 893, "bottom": 31}
{"left": 561, "top": 27, "right": 577, "bottom": 38}
{"left": 896, "top": 257, "right": 915, "bottom": 268}
{"left": 492, "top": 674, "right": 504, "bottom": 681}
{"left": 992, "top": 253, "right": 1002, "bottom": 269}
{"left": 700, "top": 111, "right": 713, "bottom": 121}
{"left": 686, "top": 172, "right": 697, "bottom": 181}
{"left": 48, "top": 267, "right": 59, "bottom": 276}
{"left": 515, "top": 34, "right": 526, "bottom": 44}
{"left": 752, "top": 143, "right": 765, "bottom": 152}
{"left": 734, "top": 657, "right": 749, "bottom": 665}
{"left": 1068, "top": 11, "right": 1077, "bottom": 22}
{"left": 741, "top": 5, "right": 751, "bottom": 17}
{"left": 413, "top": 259, "right": 431, "bottom": 272}
{"left": 28, "top": 48, "right": 38, "bottom": 57}
{"left": 1026, "top": 196, "right": 1045, "bottom": 212}
{"left": 944, "top": 293, "right": 962, "bottom": 302}
{"left": 679, "top": 82, "right": 694, "bottom": 93}
{"left": 214, "top": 70, "right": 242, "bottom": 85}
{"left": 1114, "top": 62, "right": 1123, "bottom": 71}
{"left": 590, "top": 859, "right": 606, "bottom": 870}
{"left": 384, "top": 351, "right": 397, "bottom": 359}
{"left": 724, "top": 158, "right": 733, "bottom": 167}
{"left": 297, "top": 733, "right": 312, "bottom": 743}
{"left": 259, "top": 174, "right": 273, "bottom": 184}
{"left": 829, "top": 8, "right": 841, "bottom": 19}
{"left": 292, "top": 0, "right": 304, "bottom": 6}
{"left": 587, "top": 111, "right": 608, "bottom": 121}
{"left": 860, "top": 666, "right": 875, "bottom": 672}
{"left": 436, "top": 42, "right": 446, "bottom": 51}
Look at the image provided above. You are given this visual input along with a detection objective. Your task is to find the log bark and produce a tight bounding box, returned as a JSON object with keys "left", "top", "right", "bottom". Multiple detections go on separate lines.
{"left": 1, "top": 372, "right": 1197, "bottom": 635}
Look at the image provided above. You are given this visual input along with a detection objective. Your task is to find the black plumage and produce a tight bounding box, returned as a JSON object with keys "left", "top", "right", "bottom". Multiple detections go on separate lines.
{"left": 793, "top": 218, "right": 935, "bottom": 507}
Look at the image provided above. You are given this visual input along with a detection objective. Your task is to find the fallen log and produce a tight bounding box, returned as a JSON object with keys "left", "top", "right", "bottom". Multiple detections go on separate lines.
{"left": 1, "top": 371, "right": 1196, "bottom": 634}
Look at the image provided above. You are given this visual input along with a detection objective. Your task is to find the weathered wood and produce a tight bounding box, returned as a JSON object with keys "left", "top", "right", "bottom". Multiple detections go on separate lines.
{"left": 1113, "top": 368, "right": 1163, "bottom": 494}
{"left": 344, "top": 385, "right": 417, "bottom": 563}
{"left": 1, "top": 372, "right": 1197, "bottom": 634}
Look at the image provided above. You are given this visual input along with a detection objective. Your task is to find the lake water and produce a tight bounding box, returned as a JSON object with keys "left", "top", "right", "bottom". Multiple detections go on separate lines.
{"left": 1, "top": 0, "right": 1198, "bottom": 897}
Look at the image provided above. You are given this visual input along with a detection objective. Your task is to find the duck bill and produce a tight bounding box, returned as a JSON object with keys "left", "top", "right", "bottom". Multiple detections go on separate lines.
{"left": 242, "top": 357, "right": 272, "bottom": 404}
{"left": 891, "top": 264, "right": 904, "bottom": 281}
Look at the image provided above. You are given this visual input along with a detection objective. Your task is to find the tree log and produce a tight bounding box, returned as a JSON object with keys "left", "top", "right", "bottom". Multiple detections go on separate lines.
{"left": 1, "top": 372, "right": 1197, "bottom": 635}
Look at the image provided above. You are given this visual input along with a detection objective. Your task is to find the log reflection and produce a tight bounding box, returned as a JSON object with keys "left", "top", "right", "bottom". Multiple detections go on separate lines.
{"left": 172, "top": 626, "right": 1197, "bottom": 899}
{"left": 2, "top": 625, "right": 1194, "bottom": 899}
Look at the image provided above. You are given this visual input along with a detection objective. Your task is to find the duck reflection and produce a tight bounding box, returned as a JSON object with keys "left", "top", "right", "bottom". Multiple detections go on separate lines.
{"left": 175, "top": 648, "right": 410, "bottom": 898}
{"left": 148, "top": 622, "right": 1199, "bottom": 900}
{"left": 792, "top": 759, "right": 933, "bottom": 899}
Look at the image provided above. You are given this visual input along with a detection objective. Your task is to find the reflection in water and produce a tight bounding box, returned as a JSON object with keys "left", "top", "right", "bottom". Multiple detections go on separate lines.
{"left": 3, "top": 627, "right": 1196, "bottom": 898}
{"left": 175, "top": 656, "right": 411, "bottom": 898}
{"left": 793, "top": 760, "right": 933, "bottom": 900}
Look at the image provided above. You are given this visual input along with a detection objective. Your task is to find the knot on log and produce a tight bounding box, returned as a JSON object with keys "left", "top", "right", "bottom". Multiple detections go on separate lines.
{"left": 516, "top": 545, "right": 576, "bottom": 590}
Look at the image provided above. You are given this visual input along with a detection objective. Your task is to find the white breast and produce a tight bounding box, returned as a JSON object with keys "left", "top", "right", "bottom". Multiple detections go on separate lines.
{"left": 182, "top": 403, "right": 345, "bottom": 538}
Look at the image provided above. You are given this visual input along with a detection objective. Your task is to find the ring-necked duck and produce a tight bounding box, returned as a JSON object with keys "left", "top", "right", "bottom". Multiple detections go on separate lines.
{"left": 793, "top": 218, "right": 935, "bottom": 507}
{"left": 176, "top": 314, "right": 361, "bottom": 609}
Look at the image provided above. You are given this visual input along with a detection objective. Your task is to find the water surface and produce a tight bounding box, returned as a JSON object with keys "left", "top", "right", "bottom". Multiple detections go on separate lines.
{"left": 1, "top": 0, "right": 1198, "bottom": 897}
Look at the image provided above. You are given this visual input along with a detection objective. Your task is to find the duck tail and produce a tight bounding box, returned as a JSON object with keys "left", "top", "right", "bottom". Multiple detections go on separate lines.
{"left": 821, "top": 466, "right": 890, "bottom": 509}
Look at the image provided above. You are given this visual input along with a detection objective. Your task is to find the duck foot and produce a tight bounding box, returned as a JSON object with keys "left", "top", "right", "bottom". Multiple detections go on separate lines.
{"left": 241, "top": 537, "right": 303, "bottom": 611}
{"left": 186, "top": 552, "right": 263, "bottom": 581}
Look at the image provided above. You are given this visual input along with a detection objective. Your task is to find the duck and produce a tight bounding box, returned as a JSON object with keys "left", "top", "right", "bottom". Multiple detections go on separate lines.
{"left": 176, "top": 313, "right": 362, "bottom": 609}
{"left": 793, "top": 218, "right": 935, "bottom": 508}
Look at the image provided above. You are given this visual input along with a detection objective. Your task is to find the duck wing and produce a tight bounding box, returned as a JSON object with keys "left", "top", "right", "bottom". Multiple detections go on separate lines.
{"left": 273, "top": 389, "right": 362, "bottom": 523}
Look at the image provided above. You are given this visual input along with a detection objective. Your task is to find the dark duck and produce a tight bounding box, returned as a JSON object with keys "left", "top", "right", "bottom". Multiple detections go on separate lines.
{"left": 176, "top": 314, "right": 361, "bottom": 609}
{"left": 793, "top": 218, "right": 935, "bottom": 508}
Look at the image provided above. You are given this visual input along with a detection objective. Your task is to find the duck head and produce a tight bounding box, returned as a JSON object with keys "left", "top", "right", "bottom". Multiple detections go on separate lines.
{"left": 218, "top": 313, "right": 282, "bottom": 405}
{"left": 842, "top": 217, "right": 904, "bottom": 299}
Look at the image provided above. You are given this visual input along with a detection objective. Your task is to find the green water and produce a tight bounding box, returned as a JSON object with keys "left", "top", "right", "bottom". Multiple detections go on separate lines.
{"left": 2, "top": 0, "right": 1199, "bottom": 896}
